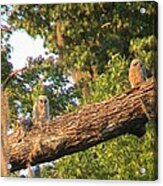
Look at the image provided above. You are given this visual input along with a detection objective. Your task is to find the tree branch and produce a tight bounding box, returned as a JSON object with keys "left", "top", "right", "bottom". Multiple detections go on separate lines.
{"left": 8, "top": 77, "right": 157, "bottom": 172}
{"left": 2, "top": 67, "right": 27, "bottom": 90}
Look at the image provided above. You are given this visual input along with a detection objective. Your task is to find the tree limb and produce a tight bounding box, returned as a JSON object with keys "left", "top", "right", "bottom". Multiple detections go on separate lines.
{"left": 8, "top": 77, "right": 157, "bottom": 172}
{"left": 2, "top": 66, "right": 27, "bottom": 90}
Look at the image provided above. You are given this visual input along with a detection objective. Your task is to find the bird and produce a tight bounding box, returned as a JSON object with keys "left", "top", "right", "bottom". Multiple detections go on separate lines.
{"left": 18, "top": 116, "right": 33, "bottom": 132}
{"left": 128, "top": 59, "right": 146, "bottom": 88}
{"left": 32, "top": 95, "right": 50, "bottom": 124}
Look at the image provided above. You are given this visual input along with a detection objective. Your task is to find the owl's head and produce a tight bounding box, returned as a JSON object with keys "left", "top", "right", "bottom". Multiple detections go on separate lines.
{"left": 37, "top": 95, "right": 49, "bottom": 107}
{"left": 130, "top": 59, "right": 143, "bottom": 68}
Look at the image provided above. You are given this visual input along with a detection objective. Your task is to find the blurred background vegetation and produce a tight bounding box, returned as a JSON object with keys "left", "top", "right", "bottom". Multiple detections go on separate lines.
{"left": 1, "top": 1, "right": 157, "bottom": 180}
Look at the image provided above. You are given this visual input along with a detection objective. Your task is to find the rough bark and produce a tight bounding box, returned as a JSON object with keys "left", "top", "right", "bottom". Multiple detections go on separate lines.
{"left": 8, "top": 77, "right": 157, "bottom": 172}
{"left": 1, "top": 92, "right": 9, "bottom": 176}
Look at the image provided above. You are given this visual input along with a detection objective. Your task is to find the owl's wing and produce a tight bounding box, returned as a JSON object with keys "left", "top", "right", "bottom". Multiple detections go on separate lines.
{"left": 32, "top": 103, "right": 38, "bottom": 121}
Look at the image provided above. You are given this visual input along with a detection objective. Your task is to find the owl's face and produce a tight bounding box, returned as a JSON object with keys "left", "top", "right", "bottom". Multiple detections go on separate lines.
{"left": 38, "top": 95, "right": 48, "bottom": 108}
{"left": 130, "top": 59, "right": 142, "bottom": 69}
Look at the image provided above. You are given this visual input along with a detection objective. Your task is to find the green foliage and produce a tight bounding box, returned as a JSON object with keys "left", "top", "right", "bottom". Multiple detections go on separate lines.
{"left": 1, "top": 6, "right": 13, "bottom": 82}
{"left": 85, "top": 53, "right": 129, "bottom": 104}
{"left": 1, "top": 44, "right": 13, "bottom": 83}
{"left": 8, "top": 2, "right": 157, "bottom": 73}
{"left": 1, "top": 2, "right": 157, "bottom": 180}
{"left": 130, "top": 35, "right": 157, "bottom": 76}
{"left": 6, "top": 56, "right": 78, "bottom": 124}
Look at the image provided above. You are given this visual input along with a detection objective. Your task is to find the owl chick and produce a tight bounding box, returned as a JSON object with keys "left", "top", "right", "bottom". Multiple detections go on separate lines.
{"left": 32, "top": 95, "right": 50, "bottom": 123}
{"left": 19, "top": 117, "right": 33, "bottom": 132}
{"left": 129, "top": 59, "right": 146, "bottom": 88}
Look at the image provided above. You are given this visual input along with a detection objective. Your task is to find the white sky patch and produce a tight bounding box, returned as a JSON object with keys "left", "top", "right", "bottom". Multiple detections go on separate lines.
{"left": 9, "top": 30, "right": 46, "bottom": 69}
{"left": 19, "top": 162, "right": 55, "bottom": 177}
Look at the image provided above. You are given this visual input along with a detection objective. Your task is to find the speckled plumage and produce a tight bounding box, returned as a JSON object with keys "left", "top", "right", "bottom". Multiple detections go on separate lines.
{"left": 32, "top": 95, "right": 50, "bottom": 123}
{"left": 129, "top": 59, "right": 146, "bottom": 88}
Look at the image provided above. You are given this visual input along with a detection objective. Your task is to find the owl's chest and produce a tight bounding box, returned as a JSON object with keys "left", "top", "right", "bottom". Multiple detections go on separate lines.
{"left": 129, "top": 68, "right": 143, "bottom": 83}
{"left": 37, "top": 106, "right": 46, "bottom": 116}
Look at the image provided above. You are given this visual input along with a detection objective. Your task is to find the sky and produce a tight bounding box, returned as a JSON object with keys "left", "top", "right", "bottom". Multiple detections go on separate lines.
{"left": 9, "top": 30, "right": 47, "bottom": 69}
{"left": 1, "top": 4, "right": 48, "bottom": 70}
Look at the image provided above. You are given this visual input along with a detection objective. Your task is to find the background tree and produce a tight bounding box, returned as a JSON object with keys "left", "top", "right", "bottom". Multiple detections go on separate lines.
{"left": 1, "top": 2, "right": 157, "bottom": 180}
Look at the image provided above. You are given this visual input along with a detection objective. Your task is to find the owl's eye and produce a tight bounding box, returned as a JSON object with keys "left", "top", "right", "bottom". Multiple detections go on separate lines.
{"left": 39, "top": 99, "right": 43, "bottom": 103}
{"left": 39, "top": 99, "right": 47, "bottom": 104}
{"left": 133, "top": 62, "right": 138, "bottom": 66}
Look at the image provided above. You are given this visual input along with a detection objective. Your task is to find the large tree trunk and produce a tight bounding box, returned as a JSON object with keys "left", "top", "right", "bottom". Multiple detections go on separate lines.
{"left": 1, "top": 92, "right": 9, "bottom": 176}
{"left": 8, "top": 77, "right": 157, "bottom": 172}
